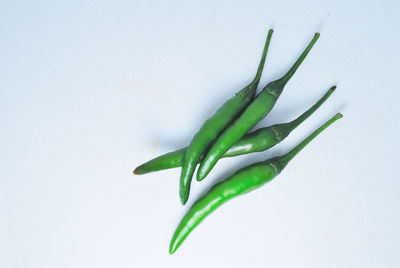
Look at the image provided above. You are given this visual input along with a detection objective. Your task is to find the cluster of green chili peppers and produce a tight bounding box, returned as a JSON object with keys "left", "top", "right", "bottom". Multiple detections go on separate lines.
{"left": 134, "top": 29, "right": 342, "bottom": 254}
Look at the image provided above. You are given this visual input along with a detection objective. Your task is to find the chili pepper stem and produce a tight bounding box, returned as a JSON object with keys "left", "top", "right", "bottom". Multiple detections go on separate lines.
{"left": 282, "top": 33, "right": 319, "bottom": 84}
{"left": 287, "top": 86, "right": 335, "bottom": 129}
{"left": 271, "top": 85, "right": 335, "bottom": 141}
{"left": 237, "top": 29, "right": 274, "bottom": 100}
{"left": 266, "top": 33, "right": 320, "bottom": 97}
{"left": 252, "top": 29, "right": 274, "bottom": 84}
{"left": 277, "top": 113, "right": 343, "bottom": 171}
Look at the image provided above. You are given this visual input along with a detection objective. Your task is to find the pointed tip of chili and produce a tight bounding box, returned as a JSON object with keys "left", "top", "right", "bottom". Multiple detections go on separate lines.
{"left": 180, "top": 190, "right": 189, "bottom": 205}
{"left": 169, "top": 243, "right": 177, "bottom": 254}
{"left": 133, "top": 167, "right": 140, "bottom": 175}
{"left": 196, "top": 170, "right": 205, "bottom": 181}
{"left": 180, "top": 197, "right": 188, "bottom": 206}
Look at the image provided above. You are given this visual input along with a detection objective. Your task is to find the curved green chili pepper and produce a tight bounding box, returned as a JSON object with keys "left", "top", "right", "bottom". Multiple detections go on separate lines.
{"left": 179, "top": 29, "right": 274, "bottom": 205}
{"left": 134, "top": 86, "right": 335, "bottom": 175}
{"left": 169, "top": 112, "right": 342, "bottom": 254}
{"left": 196, "top": 33, "right": 320, "bottom": 182}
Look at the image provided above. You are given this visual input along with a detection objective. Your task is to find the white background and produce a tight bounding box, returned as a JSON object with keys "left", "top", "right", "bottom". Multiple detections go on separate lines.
{"left": 1, "top": 1, "right": 399, "bottom": 267}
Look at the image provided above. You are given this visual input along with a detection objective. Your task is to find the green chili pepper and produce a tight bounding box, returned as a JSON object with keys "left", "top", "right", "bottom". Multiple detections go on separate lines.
{"left": 178, "top": 29, "right": 274, "bottom": 205}
{"left": 196, "top": 33, "right": 320, "bottom": 182}
{"left": 169, "top": 112, "right": 342, "bottom": 254}
{"left": 134, "top": 86, "right": 335, "bottom": 175}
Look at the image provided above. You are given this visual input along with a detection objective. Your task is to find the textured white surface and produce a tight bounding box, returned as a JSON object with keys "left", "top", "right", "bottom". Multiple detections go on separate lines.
{"left": 1, "top": 1, "right": 399, "bottom": 267}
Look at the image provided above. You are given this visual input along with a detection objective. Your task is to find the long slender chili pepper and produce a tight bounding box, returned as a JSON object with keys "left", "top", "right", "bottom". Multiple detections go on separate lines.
{"left": 134, "top": 86, "right": 335, "bottom": 175}
{"left": 169, "top": 113, "right": 342, "bottom": 254}
{"left": 179, "top": 29, "right": 274, "bottom": 205}
{"left": 196, "top": 33, "right": 320, "bottom": 182}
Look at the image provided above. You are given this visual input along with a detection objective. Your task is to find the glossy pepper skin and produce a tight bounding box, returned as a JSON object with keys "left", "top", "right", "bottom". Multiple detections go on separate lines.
{"left": 196, "top": 33, "right": 320, "bottom": 182}
{"left": 169, "top": 113, "right": 343, "bottom": 254}
{"left": 134, "top": 86, "right": 335, "bottom": 175}
{"left": 179, "top": 29, "right": 274, "bottom": 205}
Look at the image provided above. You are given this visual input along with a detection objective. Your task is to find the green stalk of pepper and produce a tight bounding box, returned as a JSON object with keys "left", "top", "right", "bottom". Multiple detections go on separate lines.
{"left": 169, "top": 112, "right": 342, "bottom": 254}
{"left": 134, "top": 86, "right": 335, "bottom": 175}
{"left": 179, "top": 29, "right": 274, "bottom": 205}
{"left": 196, "top": 33, "right": 320, "bottom": 182}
